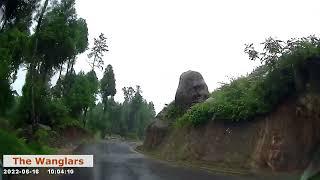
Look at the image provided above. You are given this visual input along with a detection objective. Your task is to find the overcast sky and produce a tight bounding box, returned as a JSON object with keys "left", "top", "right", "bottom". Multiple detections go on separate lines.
{"left": 12, "top": 0, "right": 320, "bottom": 113}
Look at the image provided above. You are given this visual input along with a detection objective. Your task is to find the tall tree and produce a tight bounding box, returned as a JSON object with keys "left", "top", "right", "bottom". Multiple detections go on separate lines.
{"left": 0, "top": 0, "right": 39, "bottom": 115}
{"left": 0, "top": 27, "right": 29, "bottom": 115}
{"left": 20, "top": 0, "right": 88, "bottom": 128}
{"left": 122, "top": 87, "right": 135, "bottom": 102}
{"left": 87, "top": 33, "right": 108, "bottom": 71}
{"left": 100, "top": 64, "right": 116, "bottom": 111}
{"left": 21, "top": 0, "right": 50, "bottom": 128}
{"left": 0, "top": 0, "right": 39, "bottom": 31}
{"left": 63, "top": 71, "right": 97, "bottom": 125}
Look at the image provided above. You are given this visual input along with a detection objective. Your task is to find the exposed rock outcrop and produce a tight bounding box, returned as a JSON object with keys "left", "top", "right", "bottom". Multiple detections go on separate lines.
{"left": 175, "top": 70, "right": 209, "bottom": 108}
{"left": 144, "top": 70, "right": 209, "bottom": 149}
{"left": 253, "top": 95, "right": 320, "bottom": 171}
{"left": 144, "top": 107, "right": 169, "bottom": 149}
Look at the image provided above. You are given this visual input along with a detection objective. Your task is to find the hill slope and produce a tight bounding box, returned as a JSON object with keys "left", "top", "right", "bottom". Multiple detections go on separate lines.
{"left": 143, "top": 37, "right": 320, "bottom": 176}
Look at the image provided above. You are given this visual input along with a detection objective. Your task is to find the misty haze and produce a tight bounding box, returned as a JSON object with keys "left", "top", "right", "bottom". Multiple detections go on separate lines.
{"left": 1, "top": 0, "right": 320, "bottom": 180}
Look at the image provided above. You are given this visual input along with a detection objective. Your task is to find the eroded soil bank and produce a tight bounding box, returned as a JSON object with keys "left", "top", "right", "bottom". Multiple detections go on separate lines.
{"left": 144, "top": 94, "right": 320, "bottom": 176}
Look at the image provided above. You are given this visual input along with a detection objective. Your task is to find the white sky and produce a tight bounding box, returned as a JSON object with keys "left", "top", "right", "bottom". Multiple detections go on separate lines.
{"left": 12, "top": 0, "right": 320, "bottom": 113}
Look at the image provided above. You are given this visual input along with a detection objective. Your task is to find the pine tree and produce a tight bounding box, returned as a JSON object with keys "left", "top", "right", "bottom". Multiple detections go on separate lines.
{"left": 100, "top": 64, "right": 116, "bottom": 110}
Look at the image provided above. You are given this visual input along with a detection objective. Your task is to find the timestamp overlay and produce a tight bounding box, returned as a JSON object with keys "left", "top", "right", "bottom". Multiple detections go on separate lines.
{"left": 2, "top": 155, "right": 93, "bottom": 178}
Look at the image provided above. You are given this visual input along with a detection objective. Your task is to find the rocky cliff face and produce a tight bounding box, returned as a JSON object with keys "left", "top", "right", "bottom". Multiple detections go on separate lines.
{"left": 143, "top": 66, "right": 320, "bottom": 172}
{"left": 144, "top": 107, "right": 170, "bottom": 149}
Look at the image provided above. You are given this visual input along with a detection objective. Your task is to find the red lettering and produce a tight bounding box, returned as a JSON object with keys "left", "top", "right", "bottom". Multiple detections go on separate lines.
{"left": 35, "top": 158, "right": 45, "bottom": 165}
{"left": 13, "top": 157, "right": 19, "bottom": 165}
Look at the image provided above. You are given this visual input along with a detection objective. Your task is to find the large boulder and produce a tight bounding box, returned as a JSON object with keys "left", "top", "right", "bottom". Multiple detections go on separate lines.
{"left": 175, "top": 70, "right": 209, "bottom": 108}
{"left": 144, "top": 71, "right": 209, "bottom": 149}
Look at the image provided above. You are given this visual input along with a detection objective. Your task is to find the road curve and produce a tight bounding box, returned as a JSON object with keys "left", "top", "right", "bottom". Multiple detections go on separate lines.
{"left": 60, "top": 140, "right": 295, "bottom": 180}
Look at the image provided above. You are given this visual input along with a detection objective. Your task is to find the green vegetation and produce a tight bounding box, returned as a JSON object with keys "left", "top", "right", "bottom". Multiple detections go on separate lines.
{"left": 86, "top": 85, "right": 156, "bottom": 139}
{"left": 0, "top": 129, "right": 55, "bottom": 157}
{"left": 177, "top": 36, "right": 320, "bottom": 126}
{"left": 101, "top": 64, "right": 117, "bottom": 110}
{"left": 310, "top": 174, "right": 320, "bottom": 180}
{"left": 165, "top": 102, "right": 187, "bottom": 121}
{"left": 0, "top": 129, "right": 32, "bottom": 156}
{"left": 0, "top": 0, "right": 155, "bottom": 157}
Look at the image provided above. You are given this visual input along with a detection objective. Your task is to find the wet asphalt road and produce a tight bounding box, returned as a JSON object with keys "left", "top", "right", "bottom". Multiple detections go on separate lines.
{"left": 59, "top": 140, "right": 288, "bottom": 180}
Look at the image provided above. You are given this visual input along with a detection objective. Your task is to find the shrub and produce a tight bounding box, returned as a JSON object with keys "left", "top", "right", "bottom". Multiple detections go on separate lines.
{"left": 0, "top": 129, "right": 57, "bottom": 158}
{"left": 49, "top": 98, "right": 69, "bottom": 124}
{"left": 34, "top": 128, "right": 50, "bottom": 145}
{"left": 176, "top": 102, "right": 212, "bottom": 127}
{"left": 165, "top": 102, "right": 186, "bottom": 120}
{"left": 0, "top": 129, "right": 32, "bottom": 157}
{"left": 27, "top": 142, "right": 56, "bottom": 155}
{"left": 55, "top": 116, "right": 82, "bottom": 129}
{"left": 177, "top": 36, "right": 320, "bottom": 127}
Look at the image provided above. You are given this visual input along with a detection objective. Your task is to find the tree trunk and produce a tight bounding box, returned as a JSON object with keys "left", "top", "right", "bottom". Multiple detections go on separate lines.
{"left": 70, "top": 58, "right": 75, "bottom": 72}
{"left": 59, "top": 64, "right": 63, "bottom": 78}
{"left": 30, "top": 0, "right": 50, "bottom": 132}
{"left": 103, "top": 96, "right": 108, "bottom": 112}
{"left": 66, "top": 57, "right": 75, "bottom": 75}
{"left": 66, "top": 59, "right": 70, "bottom": 75}
{"left": 92, "top": 57, "right": 96, "bottom": 71}
{"left": 83, "top": 107, "right": 88, "bottom": 127}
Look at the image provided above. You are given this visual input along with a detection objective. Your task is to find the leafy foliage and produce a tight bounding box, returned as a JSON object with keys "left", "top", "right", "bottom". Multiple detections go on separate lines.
{"left": 16, "top": 0, "right": 89, "bottom": 127}
{"left": 0, "top": 129, "right": 55, "bottom": 157}
{"left": 165, "top": 102, "right": 186, "bottom": 121}
{"left": 0, "top": 27, "right": 29, "bottom": 114}
{"left": 0, "top": 129, "right": 32, "bottom": 157}
{"left": 37, "top": 0, "right": 88, "bottom": 70}
{"left": 0, "top": 0, "right": 40, "bottom": 32}
{"left": 177, "top": 36, "right": 320, "bottom": 127}
{"left": 63, "top": 71, "right": 97, "bottom": 119}
{"left": 55, "top": 116, "right": 83, "bottom": 129}
{"left": 0, "top": 0, "right": 92, "bottom": 155}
